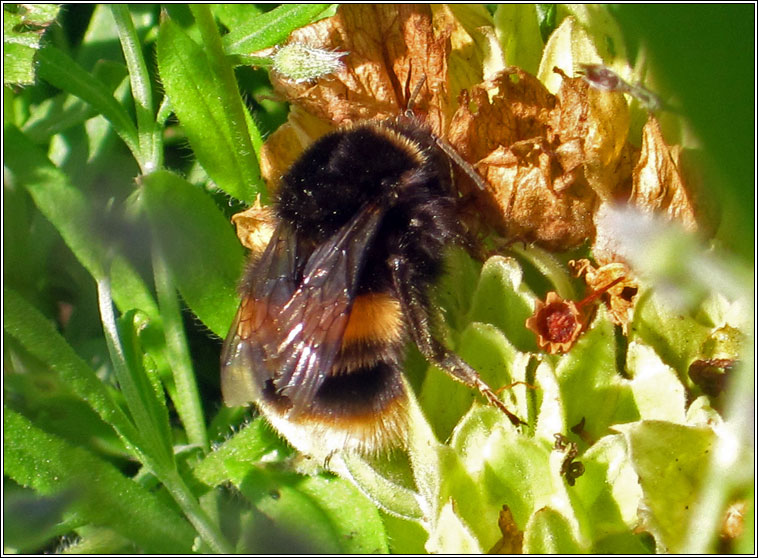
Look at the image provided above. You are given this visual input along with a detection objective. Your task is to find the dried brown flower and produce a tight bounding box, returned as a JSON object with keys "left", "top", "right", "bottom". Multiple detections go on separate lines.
{"left": 525, "top": 291, "right": 584, "bottom": 353}
{"left": 526, "top": 275, "right": 625, "bottom": 353}
{"left": 251, "top": 5, "right": 699, "bottom": 257}
{"left": 570, "top": 258, "right": 638, "bottom": 333}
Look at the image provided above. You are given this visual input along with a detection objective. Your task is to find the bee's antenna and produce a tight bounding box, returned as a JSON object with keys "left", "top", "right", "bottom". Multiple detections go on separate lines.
{"left": 405, "top": 74, "right": 487, "bottom": 192}
{"left": 434, "top": 136, "right": 488, "bottom": 192}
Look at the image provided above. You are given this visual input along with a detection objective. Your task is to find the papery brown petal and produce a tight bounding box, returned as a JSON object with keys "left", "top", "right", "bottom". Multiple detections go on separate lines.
{"left": 570, "top": 258, "right": 638, "bottom": 333}
{"left": 231, "top": 196, "right": 276, "bottom": 255}
{"left": 631, "top": 115, "right": 699, "bottom": 231}
{"left": 269, "top": 5, "right": 451, "bottom": 134}
{"left": 448, "top": 67, "right": 637, "bottom": 251}
{"left": 550, "top": 69, "right": 631, "bottom": 201}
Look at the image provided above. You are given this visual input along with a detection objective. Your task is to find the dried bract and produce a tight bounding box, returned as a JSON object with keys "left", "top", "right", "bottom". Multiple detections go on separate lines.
{"left": 570, "top": 258, "right": 638, "bottom": 333}
{"left": 631, "top": 115, "right": 699, "bottom": 231}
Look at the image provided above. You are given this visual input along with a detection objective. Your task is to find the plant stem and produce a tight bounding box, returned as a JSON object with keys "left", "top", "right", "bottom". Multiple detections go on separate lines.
{"left": 162, "top": 469, "right": 234, "bottom": 554}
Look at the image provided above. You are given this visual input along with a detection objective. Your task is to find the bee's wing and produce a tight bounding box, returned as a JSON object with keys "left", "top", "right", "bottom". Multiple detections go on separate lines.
{"left": 220, "top": 222, "right": 299, "bottom": 407}
{"left": 221, "top": 203, "right": 386, "bottom": 414}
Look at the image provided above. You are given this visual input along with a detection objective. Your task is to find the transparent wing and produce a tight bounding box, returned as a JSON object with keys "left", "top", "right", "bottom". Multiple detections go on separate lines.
{"left": 221, "top": 204, "right": 386, "bottom": 414}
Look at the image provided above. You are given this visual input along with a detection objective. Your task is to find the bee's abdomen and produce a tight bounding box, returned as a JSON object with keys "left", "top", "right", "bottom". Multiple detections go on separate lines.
{"left": 313, "top": 292, "right": 408, "bottom": 418}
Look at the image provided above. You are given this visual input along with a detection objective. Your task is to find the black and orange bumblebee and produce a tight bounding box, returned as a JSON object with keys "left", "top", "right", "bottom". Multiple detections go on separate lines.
{"left": 221, "top": 98, "right": 518, "bottom": 455}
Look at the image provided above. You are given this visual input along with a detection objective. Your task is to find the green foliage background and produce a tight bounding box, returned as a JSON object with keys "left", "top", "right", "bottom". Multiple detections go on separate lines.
{"left": 3, "top": 4, "right": 754, "bottom": 554}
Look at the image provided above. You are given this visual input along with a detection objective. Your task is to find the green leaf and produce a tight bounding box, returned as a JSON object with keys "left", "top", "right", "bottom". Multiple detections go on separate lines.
{"left": 555, "top": 308, "right": 639, "bottom": 441}
{"left": 421, "top": 322, "right": 524, "bottom": 441}
{"left": 36, "top": 44, "right": 139, "bottom": 156}
{"left": 337, "top": 452, "right": 424, "bottom": 521}
{"left": 4, "top": 407, "right": 195, "bottom": 553}
{"left": 222, "top": 4, "right": 334, "bottom": 56}
{"left": 3, "top": 368, "right": 126, "bottom": 459}
{"left": 631, "top": 289, "right": 712, "bottom": 377}
{"left": 3, "top": 125, "right": 159, "bottom": 319}
{"left": 523, "top": 507, "right": 586, "bottom": 553}
{"left": 212, "top": 4, "right": 264, "bottom": 31}
{"left": 453, "top": 407, "right": 554, "bottom": 529}
{"left": 426, "top": 500, "right": 483, "bottom": 553}
{"left": 381, "top": 512, "right": 429, "bottom": 554}
{"left": 156, "top": 18, "right": 262, "bottom": 203}
{"left": 3, "top": 4, "right": 60, "bottom": 85}
{"left": 194, "top": 417, "right": 291, "bottom": 487}
{"left": 620, "top": 420, "right": 716, "bottom": 553}
{"left": 110, "top": 5, "right": 161, "bottom": 172}
{"left": 151, "top": 248, "right": 207, "bottom": 450}
{"left": 493, "top": 4, "right": 544, "bottom": 74}
{"left": 108, "top": 307, "right": 174, "bottom": 465}
{"left": 468, "top": 255, "right": 537, "bottom": 352}
{"left": 570, "top": 434, "right": 644, "bottom": 546}
{"left": 235, "top": 468, "right": 388, "bottom": 553}
{"left": 22, "top": 60, "right": 129, "bottom": 142}
{"left": 626, "top": 341, "right": 687, "bottom": 422}
{"left": 140, "top": 170, "right": 245, "bottom": 337}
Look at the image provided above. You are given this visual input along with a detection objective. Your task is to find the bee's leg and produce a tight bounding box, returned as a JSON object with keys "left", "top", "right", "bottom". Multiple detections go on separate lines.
{"left": 389, "top": 256, "right": 524, "bottom": 426}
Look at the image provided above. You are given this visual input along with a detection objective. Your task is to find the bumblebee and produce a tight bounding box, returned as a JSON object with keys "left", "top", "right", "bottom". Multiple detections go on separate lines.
{"left": 221, "top": 109, "right": 517, "bottom": 455}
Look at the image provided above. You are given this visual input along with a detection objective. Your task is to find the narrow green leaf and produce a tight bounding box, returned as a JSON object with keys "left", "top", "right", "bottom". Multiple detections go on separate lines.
{"left": 36, "top": 44, "right": 139, "bottom": 156}
{"left": 22, "top": 60, "right": 129, "bottom": 142}
{"left": 222, "top": 4, "right": 334, "bottom": 55}
{"left": 101, "top": 298, "right": 174, "bottom": 467}
{"left": 140, "top": 170, "right": 245, "bottom": 337}
{"left": 111, "top": 5, "right": 161, "bottom": 172}
{"left": 3, "top": 125, "right": 159, "bottom": 319}
{"left": 4, "top": 288, "right": 141, "bottom": 453}
{"left": 4, "top": 408, "right": 195, "bottom": 553}
{"left": 156, "top": 18, "right": 262, "bottom": 203}
{"left": 212, "top": 4, "right": 264, "bottom": 31}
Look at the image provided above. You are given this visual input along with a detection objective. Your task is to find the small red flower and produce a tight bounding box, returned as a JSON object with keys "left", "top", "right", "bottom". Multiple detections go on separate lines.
{"left": 526, "top": 277, "right": 624, "bottom": 353}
